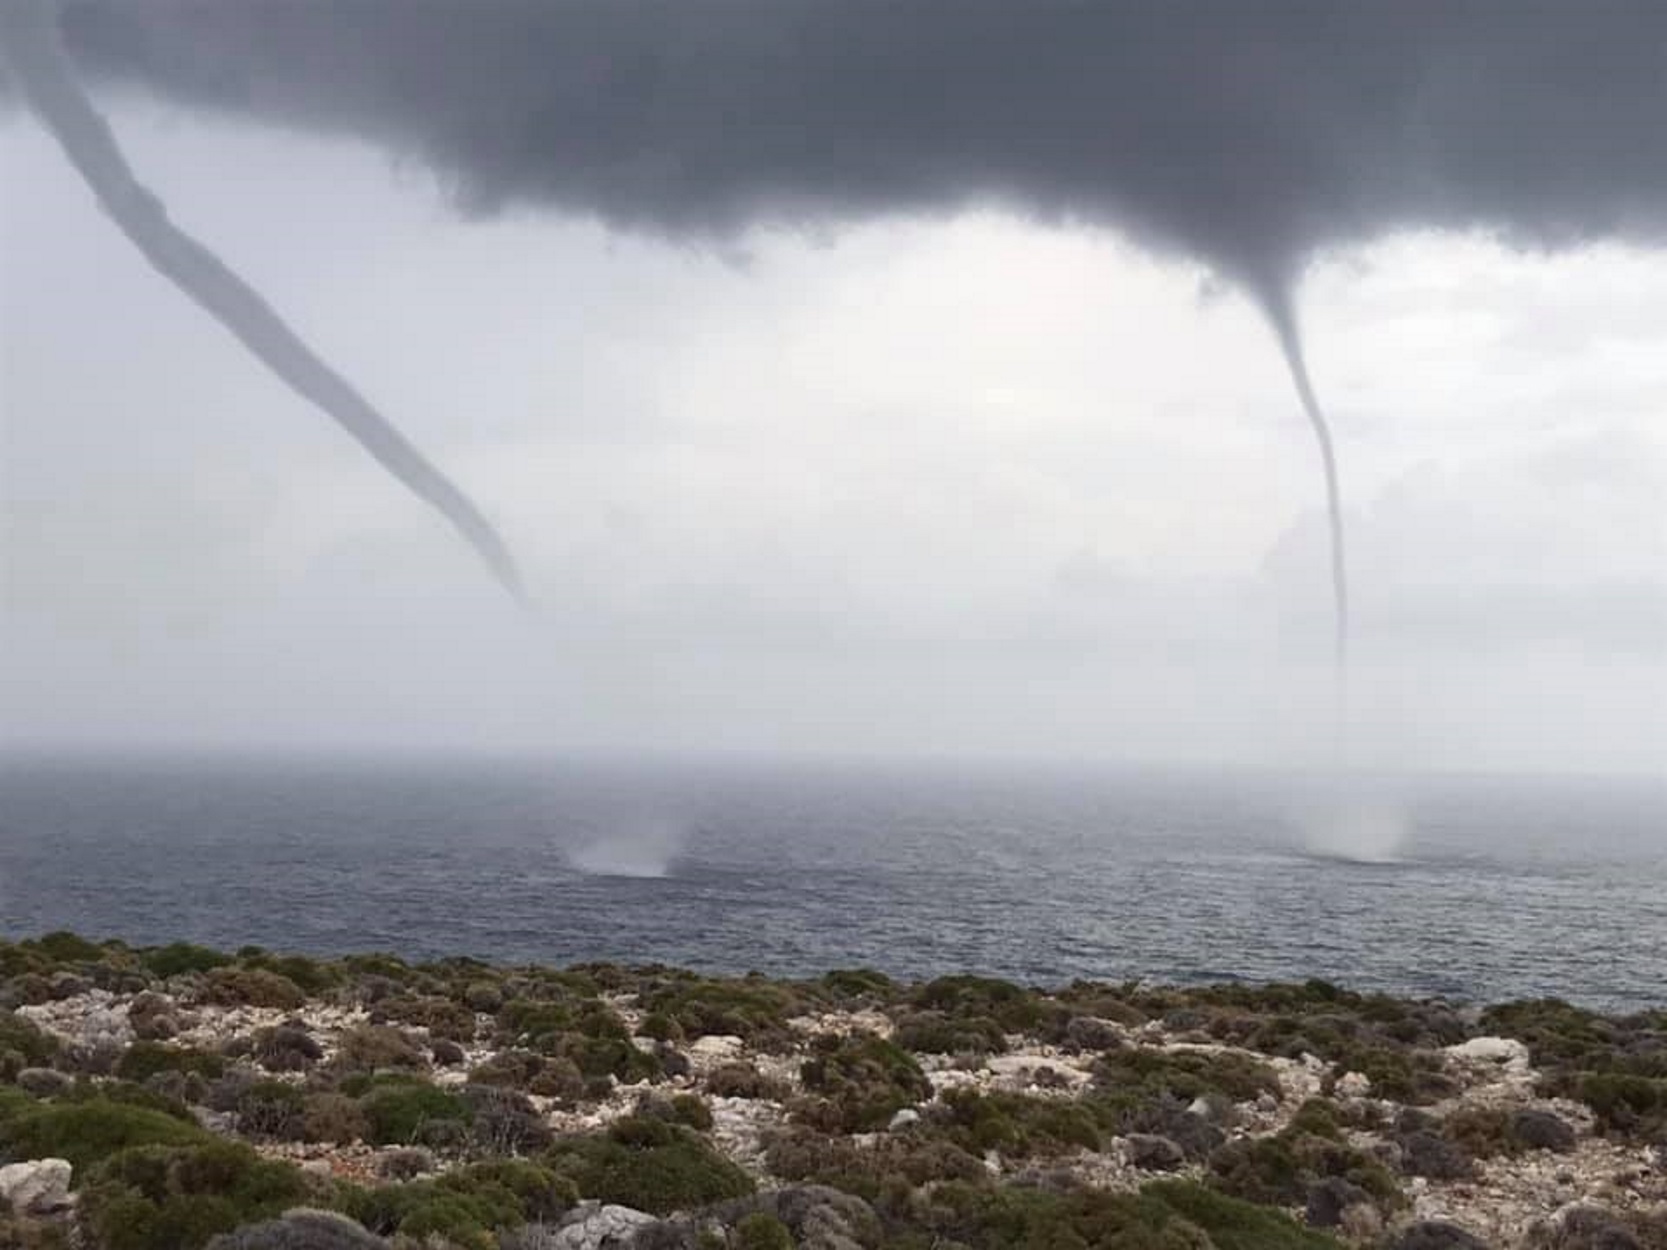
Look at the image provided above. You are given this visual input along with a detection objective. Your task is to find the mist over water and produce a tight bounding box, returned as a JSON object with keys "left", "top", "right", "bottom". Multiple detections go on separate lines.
{"left": 0, "top": 756, "right": 1661, "bottom": 1010}
{"left": 1294, "top": 799, "right": 1412, "bottom": 866}
{"left": 564, "top": 818, "right": 688, "bottom": 879}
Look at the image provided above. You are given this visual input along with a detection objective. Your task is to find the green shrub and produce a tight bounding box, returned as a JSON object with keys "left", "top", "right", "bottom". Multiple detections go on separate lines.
{"left": 141, "top": 944, "right": 233, "bottom": 980}
{"left": 900, "top": 1179, "right": 1219, "bottom": 1250}
{"left": 820, "top": 969, "right": 897, "bottom": 1001}
{"left": 1480, "top": 999, "right": 1613, "bottom": 1067}
{"left": 238, "top": 954, "right": 338, "bottom": 996}
{"left": 302, "top": 1091, "right": 368, "bottom": 1144}
{"left": 637, "top": 1011, "right": 684, "bottom": 1042}
{"left": 891, "top": 1010, "right": 1008, "bottom": 1055}
{"left": 925, "top": 1087, "right": 1102, "bottom": 1157}
{"left": 1207, "top": 1122, "right": 1402, "bottom": 1210}
{"left": 377, "top": 996, "right": 476, "bottom": 1043}
{"left": 0, "top": 1098, "right": 207, "bottom": 1171}
{"left": 71, "top": 1080, "right": 198, "bottom": 1124}
{"left": 670, "top": 1093, "right": 714, "bottom": 1131}
{"left": 914, "top": 975, "right": 1056, "bottom": 1034}
{"left": 763, "top": 1126, "right": 985, "bottom": 1200}
{"left": 705, "top": 1062, "right": 788, "bottom": 1101}
{"left": 735, "top": 1211, "right": 794, "bottom": 1250}
{"left": 29, "top": 931, "right": 107, "bottom": 965}
{"left": 199, "top": 968, "right": 306, "bottom": 1011}
{"left": 0, "top": 1211, "right": 70, "bottom": 1248}
{"left": 79, "top": 1139, "right": 312, "bottom": 1250}
{"left": 1146, "top": 1178, "right": 1343, "bottom": 1250}
{"left": 392, "top": 1194, "right": 500, "bottom": 1250}
{"left": 462, "top": 981, "right": 505, "bottom": 1014}
{"left": 359, "top": 1077, "right": 472, "bottom": 1145}
{"left": 0, "top": 1084, "right": 41, "bottom": 1119}
{"left": 0, "top": 1012, "right": 60, "bottom": 1069}
{"left": 544, "top": 1115, "right": 754, "bottom": 1215}
{"left": 116, "top": 1042, "right": 225, "bottom": 1084}
{"left": 495, "top": 999, "right": 581, "bottom": 1046}
{"left": 333, "top": 1025, "right": 426, "bottom": 1073}
{"left": 1089, "top": 1046, "right": 1279, "bottom": 1132}
{"left": 251, "top": 1025, "right": 323, "bottom": 1073}
{"left": 439, "top": 1159, "right": 577, "bottom": 1222}
{"left": 1286, "top": 1098, "right": 1343, "bottom": 1141}
{"left": 638, "top": 978, "right": 801, "bottom": 1044}
{"left": 795, "top": 1031, "right": 932, "bottom": 1133}
{"left": 1580, "top": 1072, "right": 1666, "bottom": 1135}
{"left": 236, "top": 1081, "right": 306, "bottom": 1140}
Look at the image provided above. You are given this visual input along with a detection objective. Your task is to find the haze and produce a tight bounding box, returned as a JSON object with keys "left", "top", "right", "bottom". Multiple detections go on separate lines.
{"left": 3, "top": 103, "right": 1664, "bottom": 774}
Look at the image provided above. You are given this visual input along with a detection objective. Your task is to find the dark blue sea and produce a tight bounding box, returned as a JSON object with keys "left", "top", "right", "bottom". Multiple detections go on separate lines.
{"left": 0, "top": 755, "right": 1661, "bottom": 1011}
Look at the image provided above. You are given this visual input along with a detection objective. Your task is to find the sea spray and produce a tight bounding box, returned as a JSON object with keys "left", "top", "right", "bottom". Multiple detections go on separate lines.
{"left": 565, "top": 818, "right": 689, "bottom": 879}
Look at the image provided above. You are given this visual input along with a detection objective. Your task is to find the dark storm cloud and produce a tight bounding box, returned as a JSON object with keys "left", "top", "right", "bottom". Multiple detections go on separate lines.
{"left": 13, "top": 1, "right": 1667, "bottom": 647}
{"left": 46, "top": 0, "right": 1667, "bottom": 284}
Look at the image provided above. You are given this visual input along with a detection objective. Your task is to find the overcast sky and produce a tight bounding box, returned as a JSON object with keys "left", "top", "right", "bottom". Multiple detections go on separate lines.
{"left": 3, "top": 97, "right": 1664, "bottom": 774}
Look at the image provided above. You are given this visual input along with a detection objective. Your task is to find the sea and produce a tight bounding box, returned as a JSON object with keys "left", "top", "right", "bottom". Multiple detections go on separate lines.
{"left": 0, "top": 755, "right": 1661, "bottom": 1012}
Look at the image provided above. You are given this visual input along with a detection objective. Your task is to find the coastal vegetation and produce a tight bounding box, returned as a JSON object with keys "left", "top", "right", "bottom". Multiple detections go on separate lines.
{"left": 0, "top": 933, "right": 1659, "bottom": 1249}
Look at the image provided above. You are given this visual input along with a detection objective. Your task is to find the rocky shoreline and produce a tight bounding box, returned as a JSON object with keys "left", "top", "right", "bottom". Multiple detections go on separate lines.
{"left": 0, "top": 933, "right": 1661, "bottom": 1249}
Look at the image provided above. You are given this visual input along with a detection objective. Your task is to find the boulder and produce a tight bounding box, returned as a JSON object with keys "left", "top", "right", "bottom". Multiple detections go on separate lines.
{"left": 0, "top": 1158, "right": 72, "bottom": 1214}
{"left": 1335, "top": 1071, "right": 1372, "bottom": 1098}
{"left": 1447, "top": 1036, "right": 1531, "bottom": 1070}
{"left": 551, "top": 1203, "right": 658, "bottom": 1249}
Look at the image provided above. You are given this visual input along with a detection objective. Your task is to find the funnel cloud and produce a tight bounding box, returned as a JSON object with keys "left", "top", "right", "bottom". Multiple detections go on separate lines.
{"left": 0, "top": 0, "right": 524, "bottom": 600}
{"left": 26, "top": 2, "right": 1667, "bottom": 653}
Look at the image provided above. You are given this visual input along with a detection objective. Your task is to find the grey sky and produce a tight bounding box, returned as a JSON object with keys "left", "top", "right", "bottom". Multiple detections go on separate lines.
{"left": 2, "top": 5, "right": 1665, "bottom": 773}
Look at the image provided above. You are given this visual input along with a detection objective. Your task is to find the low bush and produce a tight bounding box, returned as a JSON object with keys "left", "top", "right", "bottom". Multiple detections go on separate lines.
{"left": 30, "top": 931, "right": 107, "bottom": 965}
{"left": 236, "top": 1080, "right": 307, "bottom": 1140}
{"left": 78, "top": 1139, "right": 313, "bottom": 1250}
{"left": 0, "top": 1098, "right": 207, "bottom": 1171}
{"left": 735, "top": 1211, "right": 794, "bottom": 1250}
{"left": 199, "top": 968, "right": 306, "bottom": 1011}
{"left": 301, "top": 1092, "right": 368, "bottom": 1145}
{"left": 1089, "top": 1046, "right": 1279, "bottom": 1132}
{"left": 544, "top": 1115, "right": 754, "bottom": 1215}
{"left": 0, "top": 1012, "right": 60, "bottom": 1070}
{"left": 251, "top": 1025, "right": 323, "bottom": 1073}
{"left": 891, "top": 1010, "right": 1008, "bottom": 1056}
{"left": 116, "top": 1042, "right": 225, "bottom": 1084}
{"left": 237, "top": 954, "right": 337, "bottom": 997}
{"left": 375, "top": 996, "right": 476, "bottom": 1044}
{"left": 794, "top": 1031, "right": 932, "bottom": 1134}
{"left": 333, "top": 1025, "right": 426, "bottom": 1074}
{"left": 923, "top": 1087, "right": 1102, "bottom": 1158}
{"left": 1580, "top": 1071, "right": 1666, "bottom": 1136}
{"left": 359, "top": 1077, "right": 472, "bottom": 1146}
{"left": 141, "top": 944, "right": 234, "bottom": 980}
{"left": 1208, "top": 1121, "right": 1404, "bottom": 1209}
{"left": 637, "top": 978, "right": 802, "bottom": 1045}
{"left": 705, "top": 1061, "right": 788, "bottom": 1101}
{"left": 763, "top": 1126, "right": 985, "bottom": 1199}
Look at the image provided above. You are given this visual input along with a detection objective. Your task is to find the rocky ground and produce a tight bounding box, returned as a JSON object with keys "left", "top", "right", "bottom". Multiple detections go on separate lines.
{"left": 0, "top": 933, "right": 1661, "bottom": 1249}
